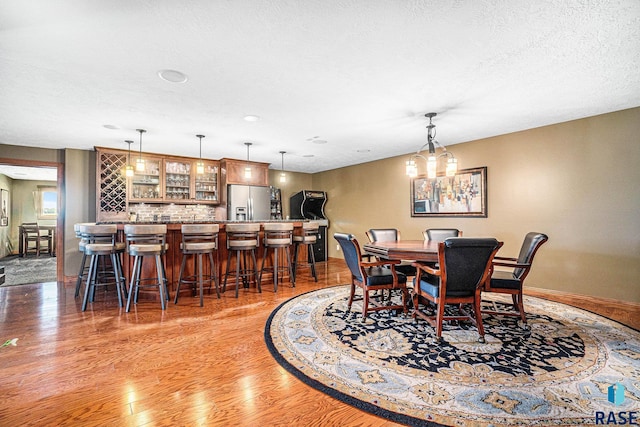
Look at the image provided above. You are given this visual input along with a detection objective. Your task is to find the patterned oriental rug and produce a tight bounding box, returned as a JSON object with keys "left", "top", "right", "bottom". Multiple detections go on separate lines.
{"left": 264, "top": 286, "right": 640, "bottom": 426}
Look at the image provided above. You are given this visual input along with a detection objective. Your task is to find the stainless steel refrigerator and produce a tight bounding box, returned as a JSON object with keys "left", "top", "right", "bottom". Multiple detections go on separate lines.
{"left": 227, "top": 184, "right": 271, "bottom": 221}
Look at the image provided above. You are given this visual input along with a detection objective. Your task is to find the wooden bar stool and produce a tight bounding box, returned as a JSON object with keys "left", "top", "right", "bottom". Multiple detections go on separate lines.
{"left": 259, "top": 222, "right": 295, "bottom": 292}
{"left": 222, "top": 223, "right": 261, "bottom": 298}
{"left": 124, "top": 224, "right": 169, "bottom": 311}
{"left": 292, "top": 221, "right": 320, "bottom": 282}
{"left": 79, "top": 224, "right": 126, "bottom": 311}
{"left": 174, "top": 224, "right": 220, "bottom": 307}
{"left": 73, "top": 222, "right": 95, "bottom": 298}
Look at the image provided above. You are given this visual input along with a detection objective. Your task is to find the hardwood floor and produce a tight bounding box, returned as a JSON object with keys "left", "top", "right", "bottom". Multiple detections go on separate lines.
{"left": 0, "top": 259, "right": 637, "bottom": 426}
{"left": 0, "top": 260, "right": 401, "bottom": 427}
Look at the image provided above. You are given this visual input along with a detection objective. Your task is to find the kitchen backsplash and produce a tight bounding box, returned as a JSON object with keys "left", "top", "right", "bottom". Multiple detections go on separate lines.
{"left": 129, "top": 203, "right": 224, "bottom": 222}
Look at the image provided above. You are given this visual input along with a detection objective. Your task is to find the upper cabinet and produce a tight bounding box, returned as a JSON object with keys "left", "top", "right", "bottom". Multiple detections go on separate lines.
{"left": 130, "top": 155, "right": 163, "bottom": 202}
{"left": 95, "top": 148, "right": 221, "bottom": 213}
{"left": 164, "top": 159, "right": 192, "bottom": 201}
{"left": 194, "top": 161, "right": 219, "bottom": 202}
{"left": 221, "top": 158, "right": 270, "bottom": 186}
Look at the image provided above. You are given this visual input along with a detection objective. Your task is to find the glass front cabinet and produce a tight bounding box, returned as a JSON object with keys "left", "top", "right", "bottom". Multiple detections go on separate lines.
{"left": 194, "top": 161, "right": 219, "bottom": 202}
{"left": 96, "top": 148, "right": 220, "bottom": 210}
{"left": 130, "top": 156, "right": 163, "bottom": 202}
{"left": 164, "top": 160, "right": 192, "bottom": 201}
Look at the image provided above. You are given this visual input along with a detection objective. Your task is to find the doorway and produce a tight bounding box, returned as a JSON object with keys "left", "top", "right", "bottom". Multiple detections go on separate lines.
{"left": 0, "top": 159, "right": 63, "bottom": 285}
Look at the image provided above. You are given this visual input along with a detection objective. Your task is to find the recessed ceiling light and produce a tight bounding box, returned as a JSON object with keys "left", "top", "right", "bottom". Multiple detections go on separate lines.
{"left": 158, "top": 69, "right": 188, "bottom": 83}
{"left": 357, "top": 149, "right": 370, "bottom": 153}
{"left": 103, "top": 124, "right": 120, "bottom": 130}
{"left": 243, "top": 115, "right": 261, "bottom": 122}
{"left": 303, "top": 154, "right": 315, "bottom": 158}
{"left": 312, "top": 139, "right": 327, "bottom": 144}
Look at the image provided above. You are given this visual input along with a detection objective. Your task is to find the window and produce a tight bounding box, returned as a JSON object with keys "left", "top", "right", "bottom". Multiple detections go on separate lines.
{"left": 37, "top": 186, "right": 57, "bottom": 219}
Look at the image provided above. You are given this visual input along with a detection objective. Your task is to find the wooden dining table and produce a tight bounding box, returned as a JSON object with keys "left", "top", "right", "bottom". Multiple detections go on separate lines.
{"left": 362, "top": 239, "right": 440, "bottom": 263}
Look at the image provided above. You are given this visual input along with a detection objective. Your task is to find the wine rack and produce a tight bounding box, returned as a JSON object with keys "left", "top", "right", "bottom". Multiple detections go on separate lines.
{"left": 98, "top": 151, "right": 128, "bottom": 221}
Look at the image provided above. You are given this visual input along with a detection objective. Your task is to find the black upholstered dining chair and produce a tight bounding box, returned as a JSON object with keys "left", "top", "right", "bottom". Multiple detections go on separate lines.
{"left": 482, "top": 232, "right": 548, "bottom": 325}
{"left": 412, "top": 237, "right": 502, "bottom": 343}
{"left": 365, "top": 228, "right": 416, "bottom": 277}
{"left": 334, "top": 233, "right": 409, "bottom": 321}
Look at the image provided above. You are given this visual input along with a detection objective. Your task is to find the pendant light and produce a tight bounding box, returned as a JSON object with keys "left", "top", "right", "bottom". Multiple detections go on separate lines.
{"left": 279, "top": 151, "right": 287, "bottom": 183}
{"left": 244, "top": 142, "right": 252, "bottom": 179}
{"left": 135, "top": 129, "right": 146, "bottom": 172}
{"left": 196, "top": 134, "right": 205, "bottom": 174}
{"left": 124, "top": 140, "right": 134, "bottom": 177}
{"left": 405, "top": 113, "right": 458, "bottom": 179}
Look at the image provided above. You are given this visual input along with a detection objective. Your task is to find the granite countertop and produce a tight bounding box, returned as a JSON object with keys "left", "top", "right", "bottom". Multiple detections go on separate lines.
{"left": 98, "top": 219, "right": 308, "bottom": 225}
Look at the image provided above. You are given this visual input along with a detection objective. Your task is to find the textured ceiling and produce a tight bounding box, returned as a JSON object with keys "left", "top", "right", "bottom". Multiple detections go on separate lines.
{"left": 1, "top": 0, "right": 639, "bottom": 173}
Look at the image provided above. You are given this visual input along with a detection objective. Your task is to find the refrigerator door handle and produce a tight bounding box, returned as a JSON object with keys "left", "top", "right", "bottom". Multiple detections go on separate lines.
{"left": 248, "top": 197, "right": 253, "bottom": 220}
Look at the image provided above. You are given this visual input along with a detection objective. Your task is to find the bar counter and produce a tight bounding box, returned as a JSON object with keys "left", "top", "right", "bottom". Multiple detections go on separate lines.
{"left": 99, "top": 220, "right": 309, "bottom": 299}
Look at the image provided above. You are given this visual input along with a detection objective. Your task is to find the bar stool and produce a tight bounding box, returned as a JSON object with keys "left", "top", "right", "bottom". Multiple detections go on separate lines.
{"left": 292, "top": 221, "right": 320, "bottom": 282}
{"left": 74, "top": 222, "right": 95, "bottom": 298}
{"left": 223, "top": 223, "right": 261, "bottom": 298}
{"left": 79, "top": 224, "right": 126, "bottom": 311}
{"left": 259, "top": 222, "right": 295, "bottom": 292}
{"left": 124, "top": 224, "right": 169, "bottom": 311}
{"left": 174, "top": 224, "right": 220, "bottom": 307}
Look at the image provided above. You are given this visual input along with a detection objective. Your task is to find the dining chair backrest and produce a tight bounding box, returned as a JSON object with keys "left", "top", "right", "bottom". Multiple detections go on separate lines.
{"left": 366, "top": 228, "right": 400, "bottom": 243}
{"left": 512, "top": 232, "right": 549, "bottom": 279}
{"left": 333, "top": 233, "right": 364, "bottom": 282}
{"left": 440, "top": 238, "right": 502, "bottom": 297}
{"left": 423, "top": 228, "right": 461, "bottom": 242}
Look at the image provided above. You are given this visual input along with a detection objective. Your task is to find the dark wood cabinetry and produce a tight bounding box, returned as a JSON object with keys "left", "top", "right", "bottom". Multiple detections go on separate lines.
{"left": 95, "top": 148, "right": 222, "bottom": 221}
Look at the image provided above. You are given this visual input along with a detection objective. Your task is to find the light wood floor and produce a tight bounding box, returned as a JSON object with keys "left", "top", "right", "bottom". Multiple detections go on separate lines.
{"left": 0, "top": 259, "right": 637, "bottom": 426}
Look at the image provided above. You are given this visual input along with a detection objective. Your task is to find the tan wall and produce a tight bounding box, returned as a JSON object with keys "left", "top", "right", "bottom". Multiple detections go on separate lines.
{"left": 267, "top": 169, "right": 313, "bottom": 219}
{"left": 313, "top": 107, "right": 640, "bottom": 303}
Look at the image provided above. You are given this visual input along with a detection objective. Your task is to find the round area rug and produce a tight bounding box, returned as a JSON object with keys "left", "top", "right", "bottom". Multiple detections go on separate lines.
{"left": 264, "top": 285, "right": 640, "bottom": 426}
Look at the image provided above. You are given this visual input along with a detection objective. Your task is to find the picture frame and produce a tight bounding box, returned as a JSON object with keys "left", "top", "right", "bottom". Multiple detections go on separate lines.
{"left": 1, "top": 188, "right": 8, "bottom": 226}
{"left": 411, "top": 166, "right": 487, "bottom": 217}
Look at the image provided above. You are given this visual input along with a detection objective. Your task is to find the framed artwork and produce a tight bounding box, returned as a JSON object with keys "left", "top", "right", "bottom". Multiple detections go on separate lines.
{"left": 411, "top": 166, "right": 487, "bottom": 217}
{"left": 1, "top": 189, "right": 8, "bottom": 226}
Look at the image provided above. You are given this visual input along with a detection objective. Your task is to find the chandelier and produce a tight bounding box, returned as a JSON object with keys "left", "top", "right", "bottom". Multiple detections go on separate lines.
{"left": 405, "top": 113, "right": 457, "bottom": 179}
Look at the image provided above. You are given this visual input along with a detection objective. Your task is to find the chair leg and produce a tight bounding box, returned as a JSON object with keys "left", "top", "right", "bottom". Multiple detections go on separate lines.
{"left": 514, "top": 293, "right": 527, "bottom": 324}
{"left": 347, "top": 282, "right": 356, "bottom": 311}
{"left": 251, "top": 249, "right": 261, "bottom": 293}
{"left": 474, "top": 295, "right": 485, "bottom": 343}
{"left": 435, "top": 301, "right": 446, "bottom": 341}
{"left": 208, "top": 252, "right": 220, "bottom": 298}
{"left": 273, "top": 247, "right": 279, "bottom": 292}
{"left": 75, "top": 253, "right": 87, "bottom": 298}
{"left": 292, "top": 243, "right": 299, "bottom": 282}
{"left": 309, "top": 244, "right": 317, "bottom": 282}
{"left": 126, "top": 256, "right": 141, "bottom": 312}
{"left": 110, "top": 253, "right": 124, "bottom": 308}
{"left": 361, "top": 288, "right": 369, "bottom": 321}
{"left": 198, "top": 253, "right": 204, "bottom": 307}
{"left": 81, "top": 255, "right": 97, "bottom": 311}
{"left": 258, "top": 247, "right": 268, "bottom": 289}
{"left": 223, "top": 251, "right": 232, "bottom": 294}
{"left": 156, "top": 255, "right": 166, "bottom": 310}
{"left": 174, "top": 254, "right": 188, "bottom": 304}
{"left": 285, "top": 246, "right": 295, "bottom": 287}
{"left": 235, "top": 250, "right": 241, "bottom": 298}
